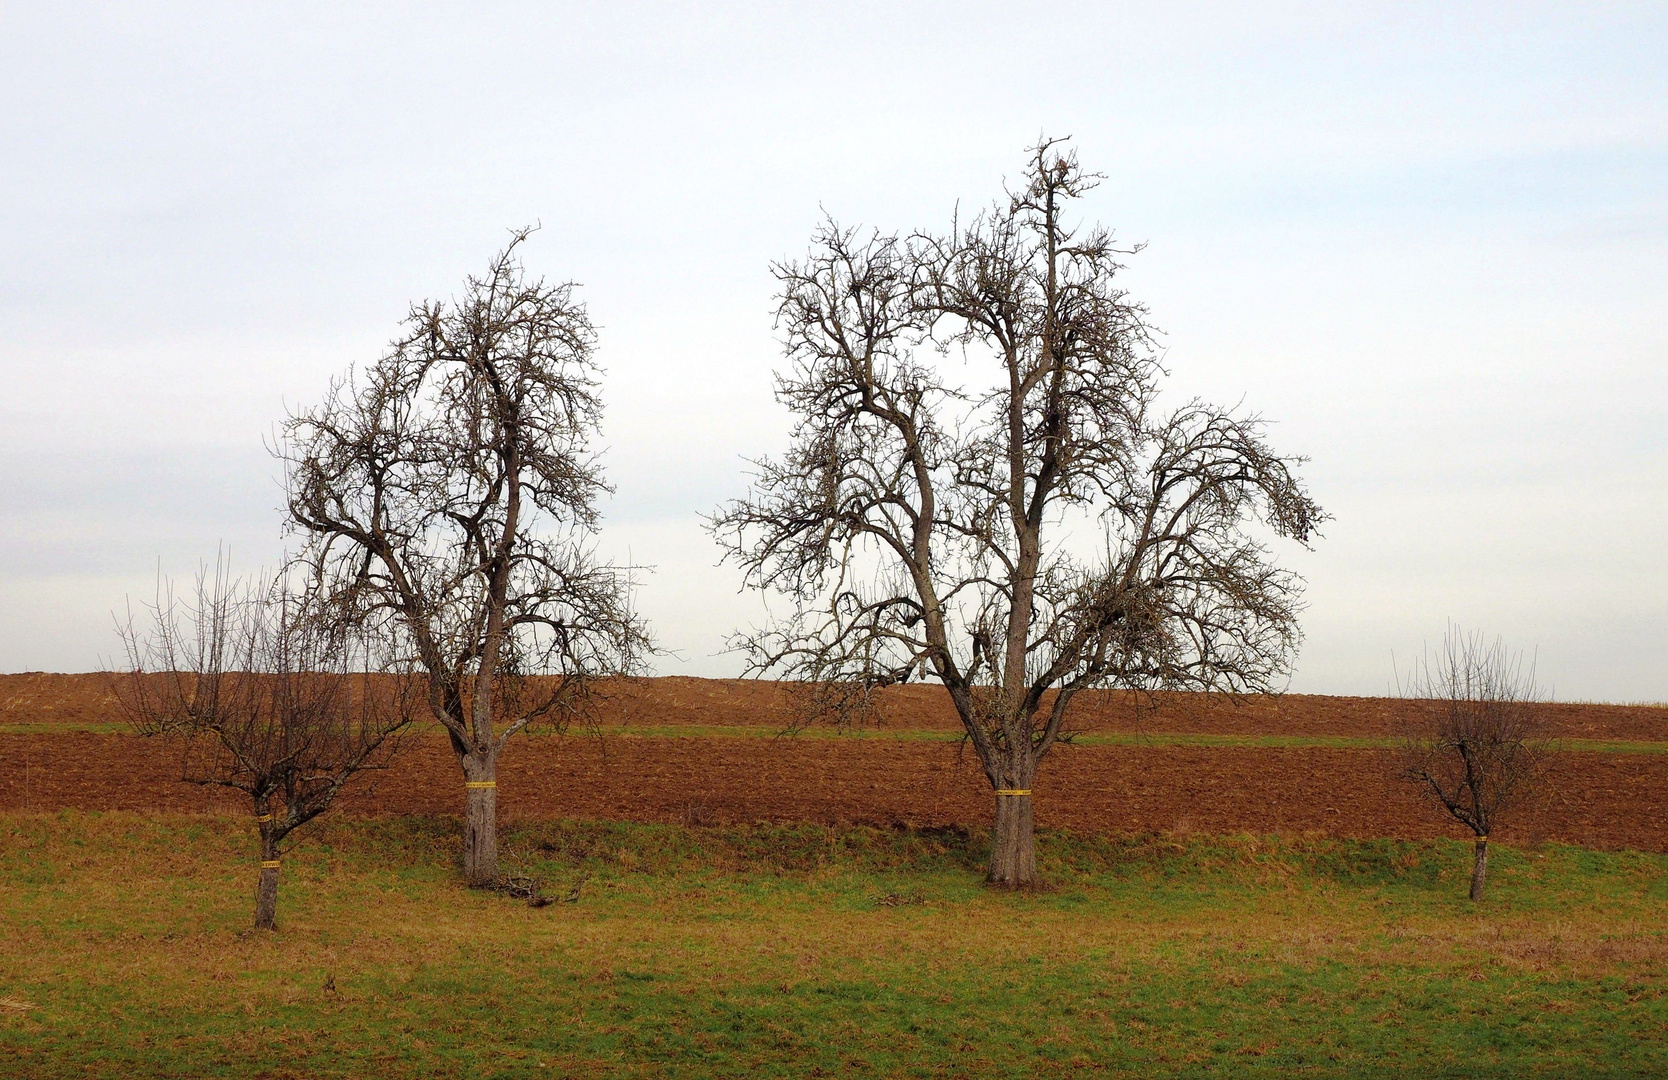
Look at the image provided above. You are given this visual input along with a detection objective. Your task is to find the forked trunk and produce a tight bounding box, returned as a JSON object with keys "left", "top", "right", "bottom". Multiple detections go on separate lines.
{"left": 1469, "top": 836, "right": 1489, "bottom": 902}
{"left": 463, "top": 751, "right": 499, "bottom": 885}
{"left": 254, "top": 829, "right": 280, "bottom": 930}
{"left": 989, "top": 791, "right": 1037, "bottom": 886}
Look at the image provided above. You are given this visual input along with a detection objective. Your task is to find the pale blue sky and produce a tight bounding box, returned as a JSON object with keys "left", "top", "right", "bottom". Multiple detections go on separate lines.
{"left": 2, "top": 2, "right": 1664, "bottom": 699}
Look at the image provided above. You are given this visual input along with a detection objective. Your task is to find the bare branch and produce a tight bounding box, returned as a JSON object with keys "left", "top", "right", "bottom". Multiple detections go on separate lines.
{"left": 112, "top": 561, "right": 418, "bottom": 929}
{"left": 274, "top": 232, "right": 653, "bottom": 883}
{"left": 1398, "top": 625, "right": 1548, "bottom": 900}
{"left": 711, "top": 140, "right": 1325, "bottom": 886}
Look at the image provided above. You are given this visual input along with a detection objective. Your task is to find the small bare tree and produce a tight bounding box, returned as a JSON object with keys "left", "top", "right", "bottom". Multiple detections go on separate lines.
{"left": 114, "top": 566, "right": 415, "bottom": 930}
{"left": 1399, "top": 626, "right": 1547, "bottom": 901}
{"left": 712, "top": 139, "right": 1323, "bottom": 886}
{"left": 278, "top": 230, "right": 650, "bottom": 884}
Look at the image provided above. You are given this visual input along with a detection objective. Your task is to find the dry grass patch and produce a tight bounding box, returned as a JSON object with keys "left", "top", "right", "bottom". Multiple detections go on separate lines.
{"left": 1, "top": 812, "right": 1666, "bottom": 1077}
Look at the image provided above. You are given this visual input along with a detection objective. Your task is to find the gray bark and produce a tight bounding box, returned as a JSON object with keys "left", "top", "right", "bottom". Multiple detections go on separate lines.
{"left": 985, "top": 744, "right": 1038, "bottom": 886}
{"left": 1469, "top": 836, "right": 1489, "bottom": 902}
{"left": 463, "top": 752, "right": 499, "bottom": 884}
{"left": 254, "top": 826, "right": 280, "bottom": 930}
{"left": 989, "top": 793, "right": 1037, "bottom": 887}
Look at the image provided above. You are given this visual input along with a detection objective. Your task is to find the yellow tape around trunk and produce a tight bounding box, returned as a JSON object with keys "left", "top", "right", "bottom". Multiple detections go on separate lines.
{"left": 260, "top": 860, "right": 281, "bottom": 869}
{"left": 466, "top": 781, "right": 497, "bottom": 789}
{"left": 994, "top": 789, "right": 1032, "bottom": 796}
{"left": 255, "top": 814, "right": 272, "bottom": 822}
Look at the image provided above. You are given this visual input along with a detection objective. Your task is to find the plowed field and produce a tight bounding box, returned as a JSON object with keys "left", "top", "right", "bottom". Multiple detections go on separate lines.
{"left": 3, "top": 674, "right": 1665, "bottom": 850}
{"left": 7, "top": 672, "right": 1667, "bottom": 739}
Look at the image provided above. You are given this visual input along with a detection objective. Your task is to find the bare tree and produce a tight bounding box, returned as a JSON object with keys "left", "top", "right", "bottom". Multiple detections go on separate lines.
{"left": 1399, "top": 626, "right": 1547, "bottom": 901}
{"left": 278, "top": 230, "right": 650, "bottom": 884}
{"left": 712, "top": 140, "right": 1324, "bottom": 886}
{"left": 113, "top": 565, "right": 415, "bottom": 930}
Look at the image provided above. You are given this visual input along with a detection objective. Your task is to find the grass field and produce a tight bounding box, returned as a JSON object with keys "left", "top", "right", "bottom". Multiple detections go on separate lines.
{"left": 3, "top": 812, "right": 1667, "bottom": 1077}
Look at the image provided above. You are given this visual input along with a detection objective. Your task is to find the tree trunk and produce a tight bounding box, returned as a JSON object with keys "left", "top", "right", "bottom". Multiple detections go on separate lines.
{"left": 463, "top": 752, "right": 499, "bottom": 885}
{"left": 988, "top": 752, "right": 1039, "bottom": 890}
{"left": 1469, "top": 836, "right": 1489, "bottom": 902}
{"left": 254, "top": 829, "right": 280, "bottom": 930}
{"left": 989, "top": 792, "right": 1036, "bottom": 886}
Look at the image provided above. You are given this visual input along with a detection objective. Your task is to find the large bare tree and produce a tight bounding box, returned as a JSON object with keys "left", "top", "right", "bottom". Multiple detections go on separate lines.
{"left": 713, "top": 140, "right": 1324, "bottom": 886}
{"left": 114, "top": 566, "right": 415, "bottom": 930}
{"left": 279, "top": 231, "right": 650, "bottom": 884}
{"left": 1399, "top": 626, "right": 1547, "bottom": 901}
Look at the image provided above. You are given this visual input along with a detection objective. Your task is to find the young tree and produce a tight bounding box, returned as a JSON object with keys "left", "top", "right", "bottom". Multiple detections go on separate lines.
{"left": 279, "top": 231, "right": 649, "bottom": 884}
{"left": 114, "top": 567, "right": 415, "bottom": 930}
{"left": 713, "top": 140, "right": 1323, "bottom": 886}
{"left": 1399, "top": 626, "right": 1547, "bottom": 901}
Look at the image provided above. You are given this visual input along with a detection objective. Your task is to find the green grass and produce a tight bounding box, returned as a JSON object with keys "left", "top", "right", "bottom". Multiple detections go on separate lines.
{"left": 8, "top": 721, "right": 1668, "bottom": 756}
{"left": 3, "top": 812, "right": 1667, "bottom": 1078}
{"left": 0, "top": 721, "right": 132, "bottom": 734}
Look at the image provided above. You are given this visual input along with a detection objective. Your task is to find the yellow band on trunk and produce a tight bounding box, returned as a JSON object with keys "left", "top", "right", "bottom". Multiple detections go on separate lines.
{"left": 260, "top": 860, "right": 281, "bottom": 869}
{"left": 995, "top": 789, "right": 1031, "bottom": 796}
{"left": 256, "top": 814, "right": 272, "bottom": 822}
{"left": 466, "top": 781, "right": 497, "bottom": 789}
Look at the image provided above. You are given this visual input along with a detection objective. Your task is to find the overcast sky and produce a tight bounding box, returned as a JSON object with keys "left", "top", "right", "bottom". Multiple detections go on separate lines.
{"left": 2, "top": 2, "right": 1663, "bottom": 700}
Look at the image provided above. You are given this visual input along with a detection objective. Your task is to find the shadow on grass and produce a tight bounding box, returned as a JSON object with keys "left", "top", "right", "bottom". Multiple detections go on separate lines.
{"left": 289, "top": 814, "right": 1652, "bottom": 906}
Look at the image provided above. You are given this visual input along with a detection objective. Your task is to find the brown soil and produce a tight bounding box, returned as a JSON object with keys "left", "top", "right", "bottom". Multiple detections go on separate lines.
{"left": 7, "top": 672, "right": 1666, "bottom": 740}
{"left": 1, "top": 731, "right": 1663, "bottom": 852}
{"left": 6, "top": 674, "right": 1663, "bottom": 850}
